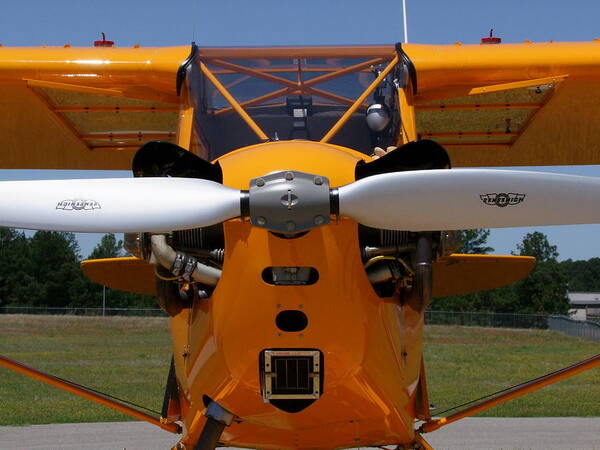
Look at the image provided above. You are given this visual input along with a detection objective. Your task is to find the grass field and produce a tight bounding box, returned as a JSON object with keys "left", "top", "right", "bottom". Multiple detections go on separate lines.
{"left": 0, "top": 315, "right": 171, "bottom": 426}
{"left": 424, "top": 325, "right": 600, "bottom": 417}
{"left": 0, "top": 315, "right": 598, "bottom": 426}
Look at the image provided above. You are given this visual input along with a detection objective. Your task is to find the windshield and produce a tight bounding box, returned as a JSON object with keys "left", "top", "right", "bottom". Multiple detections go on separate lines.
{"left": 185, "top": 46, "right": 398, "bottom": 159}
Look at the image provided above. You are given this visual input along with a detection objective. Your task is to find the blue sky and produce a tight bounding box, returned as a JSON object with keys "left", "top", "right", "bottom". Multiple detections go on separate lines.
{"left": 2, "top": 0, "right": 600, "bottom": 260}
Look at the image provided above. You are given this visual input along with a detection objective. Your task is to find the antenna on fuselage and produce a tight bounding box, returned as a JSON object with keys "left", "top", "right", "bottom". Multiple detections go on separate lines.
{"left": 402, "top": 0, "right": 408, "bottom": 43}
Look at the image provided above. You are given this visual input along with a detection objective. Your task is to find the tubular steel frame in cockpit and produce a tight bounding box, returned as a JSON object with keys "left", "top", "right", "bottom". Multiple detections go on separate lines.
{"left": 179, "top": 45, "right": 408, "bottom": 160}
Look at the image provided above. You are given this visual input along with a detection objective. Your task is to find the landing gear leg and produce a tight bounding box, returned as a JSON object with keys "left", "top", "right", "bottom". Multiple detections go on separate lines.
{"left": 413, "top": 233, "right": 433, "bottom": 311}
{"left": 194, "top": 402, "right": 234, "bottom": 450}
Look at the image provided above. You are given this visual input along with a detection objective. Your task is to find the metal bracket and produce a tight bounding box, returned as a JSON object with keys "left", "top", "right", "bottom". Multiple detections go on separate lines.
{"left": 205, "top": 401, "right": 234, "bottom": 426}
{"left": 248, "top": 170, "right": 331, "bottom": 233}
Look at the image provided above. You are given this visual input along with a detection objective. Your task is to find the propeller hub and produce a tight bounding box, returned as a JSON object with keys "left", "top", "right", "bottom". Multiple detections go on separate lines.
{"left": 248, "top": 170, "right": 332, "bottom": 233}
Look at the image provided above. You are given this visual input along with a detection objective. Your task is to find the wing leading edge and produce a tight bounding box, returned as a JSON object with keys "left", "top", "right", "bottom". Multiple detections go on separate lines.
{"left": 2, "top": 42, "right": 600, "bottom": 170}
{"left": 405, "top": 42, "right": 600, "bottom": 167}
{"left": 0, "top": 46, "right": 189, "bottom": 170}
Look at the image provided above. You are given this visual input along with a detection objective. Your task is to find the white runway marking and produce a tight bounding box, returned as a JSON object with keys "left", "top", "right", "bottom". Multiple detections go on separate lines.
{"left": 0, "top": 418, "right": 598, "bottom": 449}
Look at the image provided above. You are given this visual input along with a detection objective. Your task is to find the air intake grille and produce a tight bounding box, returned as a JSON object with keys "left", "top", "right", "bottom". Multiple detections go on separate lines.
{"left": 273, "top": 357, "right": 311, "bottom": 393}
{"left": 261, "top": 350, "right": 321, "bottom": 401}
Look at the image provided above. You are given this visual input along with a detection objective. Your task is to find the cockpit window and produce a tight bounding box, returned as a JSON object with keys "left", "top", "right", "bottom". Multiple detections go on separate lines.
{"left": 184, "top": 48, "right": 398, "bottom": 160}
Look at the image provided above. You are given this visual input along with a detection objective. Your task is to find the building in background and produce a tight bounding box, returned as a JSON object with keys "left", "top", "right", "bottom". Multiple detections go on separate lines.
{"left": 569, "top": 292, "right": 600, "bottom": 320}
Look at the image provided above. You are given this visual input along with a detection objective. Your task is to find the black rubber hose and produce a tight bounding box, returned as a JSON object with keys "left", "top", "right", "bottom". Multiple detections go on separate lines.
{"left": 194, "top": 417, "right": 226, "bottom": 450}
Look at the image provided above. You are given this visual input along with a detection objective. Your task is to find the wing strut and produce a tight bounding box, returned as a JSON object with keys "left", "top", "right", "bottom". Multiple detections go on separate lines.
{"left": 0, "top": 354, "right": 181, "bottom": 434}
{"left": 419, "top": 353, "right": 600, "bottom": 433}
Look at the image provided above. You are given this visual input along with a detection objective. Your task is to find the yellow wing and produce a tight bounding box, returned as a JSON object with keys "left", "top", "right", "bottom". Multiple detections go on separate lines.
{"left": 3, "top": 42, "right": 600, "bottom": 170}
{"left": 404, "top": 42, "right": 600, "bottom": 166}
{"left": 0, "top": 45, "right": 190, "bottom": 170}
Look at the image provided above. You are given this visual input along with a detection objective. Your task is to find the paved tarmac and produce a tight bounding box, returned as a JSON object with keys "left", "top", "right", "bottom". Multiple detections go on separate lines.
{"left": 0, "top": 418, "right": 598, "bottom": 449}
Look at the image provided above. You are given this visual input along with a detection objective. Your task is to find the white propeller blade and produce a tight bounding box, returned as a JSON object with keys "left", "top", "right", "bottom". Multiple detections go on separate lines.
{"left": 0, "top": 178, "right": 241, "bottom": 232}
{"left": 338, "top": 169, "right": 600, "bottom": 231}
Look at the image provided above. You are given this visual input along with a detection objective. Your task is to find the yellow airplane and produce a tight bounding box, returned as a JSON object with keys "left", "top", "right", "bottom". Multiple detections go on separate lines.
{"left": 1, "top": 39, "right": 600, "bottom": 449}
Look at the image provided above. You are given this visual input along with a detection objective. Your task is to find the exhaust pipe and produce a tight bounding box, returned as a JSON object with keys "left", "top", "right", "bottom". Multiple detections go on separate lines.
{"left": 150, "top": 234, "right": 221, "bottom": 286}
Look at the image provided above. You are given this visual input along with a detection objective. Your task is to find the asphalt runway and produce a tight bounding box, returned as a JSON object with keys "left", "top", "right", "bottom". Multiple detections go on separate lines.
{"left": 0, "top": 418, "right": 598, "bottom": 450}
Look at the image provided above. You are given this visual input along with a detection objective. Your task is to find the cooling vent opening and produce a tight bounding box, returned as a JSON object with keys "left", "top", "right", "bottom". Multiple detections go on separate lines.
{"left": 275, "top": 310, "right": 308, "bottom": 332}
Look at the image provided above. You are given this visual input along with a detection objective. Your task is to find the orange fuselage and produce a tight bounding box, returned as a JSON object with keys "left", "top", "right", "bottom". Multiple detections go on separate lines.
{"left": 170, "top": 141, "right": 425, "bottom": 449}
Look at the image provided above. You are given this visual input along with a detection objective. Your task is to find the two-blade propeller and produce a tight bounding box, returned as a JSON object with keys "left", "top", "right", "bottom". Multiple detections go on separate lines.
{"left": 0, "top": 177, "right": 240, "bottom": 233}
{"left": 338, "top": 168, "right": 600, "bottom": 231}
{"left": 2, "top": 169, "right": 600, "bottom": 233}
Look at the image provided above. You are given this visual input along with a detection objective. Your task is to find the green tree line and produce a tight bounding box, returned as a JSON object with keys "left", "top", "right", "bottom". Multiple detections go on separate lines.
{"left": 431, "top": 229, "right": 600, "bottom": 315}
{"left": 1, "top": 227, "right": 598, "bottom": 313}
{"left": 0, "top": 228, "right": 155, "bottom": 309}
